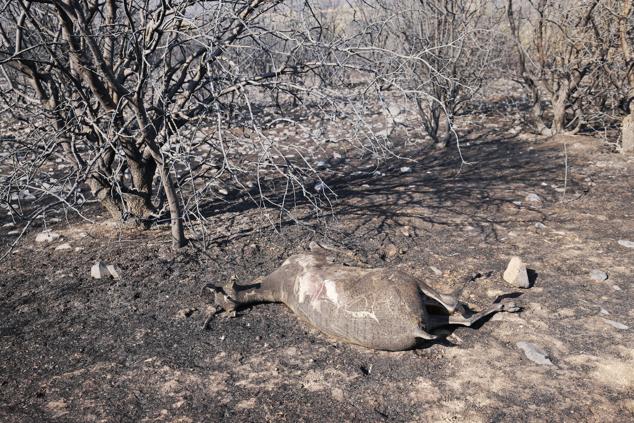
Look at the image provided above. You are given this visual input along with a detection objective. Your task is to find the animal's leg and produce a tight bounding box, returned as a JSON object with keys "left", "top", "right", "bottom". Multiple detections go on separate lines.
{"left": 418, "top": 273, "right": 484, "bottom": 314}
{"left": 211, "top": 259, "right": 301, "bottom": 313}
{"left": 211, "top": 275, "right": 271, "bottom": 312}
{"left": 414, "top": 328, "right": 438, "bottom": 340}
{"left": 426, "top": 300, "right": 521, "bottom": 330}
{"left": 416, "top": 281, "right": 460, "bottom": 314}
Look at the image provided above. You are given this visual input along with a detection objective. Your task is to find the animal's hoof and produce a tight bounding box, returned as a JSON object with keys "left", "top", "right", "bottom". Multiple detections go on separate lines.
{"left": 223, "top": 280, "right": 237, "bottom": 298}
{"left": 500, "top": 300, "right": 521, "bottom": 313}
{"left": 213, "top": 290, "right": 237, "bottom": 313}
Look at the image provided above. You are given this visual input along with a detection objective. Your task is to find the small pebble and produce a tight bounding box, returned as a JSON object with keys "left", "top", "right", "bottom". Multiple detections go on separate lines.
{"left": 35, "top": 231, "right": 60, "bottom": 243}
{"left": 617, "top": 239, "right": 634, "bottom": 249}
{"left": 382, "top": 243, "right": 399, "bottom": 259}
{"left": 314, "top": 182, "right": 326, "bottom": 192}
{"left": 524, "top": 193, "right": 543, "bottom": 207}
{"left": 602, "top": 318, "right": 629, "bottom": 330}
{"left": 589, "top": 269, "right": 608, "bottom": 281}
{"left": 516, "top": 341, "right": 553, "bottom": 365}
{"left": 429, "top": 266, "right": 442, "bottom": 276}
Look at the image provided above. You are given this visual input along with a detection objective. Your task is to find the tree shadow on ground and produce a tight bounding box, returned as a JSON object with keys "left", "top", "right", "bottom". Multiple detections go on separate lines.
{"left": 200, "top": 126, "right": 575, "bottom": 248}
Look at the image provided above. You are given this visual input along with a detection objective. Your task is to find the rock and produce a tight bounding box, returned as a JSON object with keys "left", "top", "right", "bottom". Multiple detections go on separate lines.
{"left": 243, "top": 243, "right": 259, "bottom": 257}
{"left": 524, "top": 193, "right": 543, "bottom": 207}
{"left": 599, "top": 307, "right": 609, "bottom": 315}
{"left": 516, "top": 341, "right": 553, "bottom": 365}
{"left": 602, "top": 318, "right": 629, "bottom": 330}
{"left": 400, "top": 226, "right": 411, "bottom": 237}
{"left": 177, "top": 308, "right": 197, "bottom": 319}
{"left": 400, "top": 166, "right": 412, "bottom": 174}
{"left": 589, "top": 269, "right": 608, "bottom": 281}
{"left": 54, "top": 243, "right": 72, "bottom": 251}
{"left": 35, "top": 231, "right": 60, "bottom": 243}
{"left": 11, "top": 190, "right": 36, "bottom": 201}
{"left": 429, "top": 266, "right": 442, "bottom": 276}
{"left": 217, "top": 188, "right": 229, "bottom": 196}
{"left": 382, "top": 243, "right": 399, "bottom": 259}
{"left": 91, "top": 261, "right": 121, "bottom": 280}
{"left": 617, "top": 239, "right": 634, "bottom": 249}
{"left": 314, "top": 182, "right": 326, "bottom": 192}
{"left": 503, "top": 256, "right": 530, "bottom": 288}
{"left": 315, "top": 160, "right": 329, "bottom": 169}
{"left": 534, "top": 222, "right": 546, "bottom": 229}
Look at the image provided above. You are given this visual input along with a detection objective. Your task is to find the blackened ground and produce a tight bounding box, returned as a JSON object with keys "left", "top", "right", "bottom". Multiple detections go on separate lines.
{"left": 1, "top": 128, "right": 633, "bottom": 422}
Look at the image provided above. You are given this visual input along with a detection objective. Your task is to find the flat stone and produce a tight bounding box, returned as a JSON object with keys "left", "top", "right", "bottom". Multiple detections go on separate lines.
{"left": 400, "top": 166, "right": 412, "bottom": 174}
{"left": 589, "top": 269, "right": 608, "bottom": 281}
{"left": 35, "top": 231, "right": 60, "bottom": 243}
{"left": 91, "top": 261, "right": 121, "bottom": 280}
{"left": 524, "top": 193, "right": 543, "bottom": 207}
{"left": 54, "top": 243, "right": 72, "bottom": 251}
{"left": 602, "top": 318, "right": 629, "bottom": 330}
{"left": 617, "top": 239, "right": 634, "bottom": 249}
{"left": 503, "top": 256, "right": 530, "bottom": 288}
{"left": 525, "top": 193, "right": 542, "bottom": 202}
{"left": 516, "top": 341, "right": 553, "bottom": 365}
{"left": 429, "top": 266, "right": 442, "bottom": 276}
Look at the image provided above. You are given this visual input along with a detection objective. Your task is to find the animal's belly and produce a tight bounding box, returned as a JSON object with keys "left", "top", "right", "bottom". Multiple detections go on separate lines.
{"left": 287, "top": 271, "right": 425, "bottom": 350}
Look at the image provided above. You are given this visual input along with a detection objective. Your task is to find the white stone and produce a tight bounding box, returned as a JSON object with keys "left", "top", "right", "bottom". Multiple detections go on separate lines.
{"left": 91, "top": 261, "right": 121, "bottom": 280}
{"left": 617, "top": 239, "right": 634, "bottom": 249}
{"left": 524, "top": 193, "right": 543, "bottom": 207}
{"left": 35, "top": 231, "right": 61, "bottom": 243}
{"left": 400, "top": 166, "right": 412, "bottom": 174}
{"left": 516, "top": 341, "right": 553, "bottom": 365}
{"left": 55, "top": 243, "right": 72, "bottom": 251}
{"left": 429, "top": 266, "right": 442, "bottom": 276}
{"left": 503, "top": 256, "right": 530, "bottom": 288}
{"left": 589, "top": 269, "right": 608, "bottom": 281}
{"left": 602, "top": 318, "right": 629, "bottom": 330}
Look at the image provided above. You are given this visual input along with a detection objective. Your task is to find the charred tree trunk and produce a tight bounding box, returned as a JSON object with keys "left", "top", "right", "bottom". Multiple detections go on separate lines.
{"left": 619, "top": 1, "right": 634, "bottom": 153}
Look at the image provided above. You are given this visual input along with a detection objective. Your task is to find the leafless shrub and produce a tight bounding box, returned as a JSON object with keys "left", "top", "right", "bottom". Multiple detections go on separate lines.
{"left": 506, "top": 0, "right": 632, "bottom": 136}
{"left": 369, "top": 0, "right": 502, "bottom": 148}
{"left": 0, "top": 1, "right": 406, "bottom": 251}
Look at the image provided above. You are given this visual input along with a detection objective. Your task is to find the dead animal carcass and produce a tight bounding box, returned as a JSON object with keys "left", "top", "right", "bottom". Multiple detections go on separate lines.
{"left": 208, "top": 245, "right": 520, "bottom": 351}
